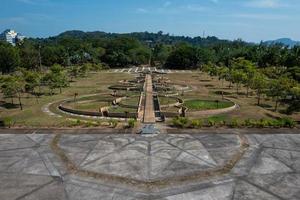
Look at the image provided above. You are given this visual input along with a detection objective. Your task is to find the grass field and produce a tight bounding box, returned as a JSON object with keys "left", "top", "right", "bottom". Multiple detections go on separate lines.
{"left": 159, "top": 96, "right": 178, "bottom": 105}
{"left": 184, "top": 99, "right": 234, "bottom": 111}
{"left": 121, "top": 95, "right": 140, "bottom": 106}
{"left": 166, "top": 71, "right": 300, "bottom": 122}
{"left": 0, "top": 71, "right": 133, "bottom": 127}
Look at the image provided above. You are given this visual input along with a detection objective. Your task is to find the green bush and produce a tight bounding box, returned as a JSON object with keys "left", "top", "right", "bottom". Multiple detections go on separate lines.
{"left": 280, "top": 117, "right": 296, "bottom": 128}
{"left": 172, "top": 117, "right": 189, "bottom": 128}
{"left": 207, "top": 119, "right": 217, "bottom": 127}
{"left": 190, "top": 119, "right": 203, "bottom": 128}
{"left": 109, "top": 119, "right": 118, "bottom": 128}
{"left": 244, "top": 119, "right": 256, "bottom": 127}
{"left": 229, "top": 118, "right": 241, "bottom": 128}
{"left": 3, "top": 117, "right": 14, "bottom": 128}
{"left": 257, "top": 119, "right": 270, "bottom": 128}
{"left": 127, "top": 118, "right": 136, "bottom": 128}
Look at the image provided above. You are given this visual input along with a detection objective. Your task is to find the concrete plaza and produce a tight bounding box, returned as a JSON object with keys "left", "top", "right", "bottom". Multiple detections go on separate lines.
{"left": 0, "top": 129, "right": 299, "bottom": 199}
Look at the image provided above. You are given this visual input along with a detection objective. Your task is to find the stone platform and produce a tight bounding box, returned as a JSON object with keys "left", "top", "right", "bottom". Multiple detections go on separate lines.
{"left": 0, "top": 130, "right": 299, "bottom": 199}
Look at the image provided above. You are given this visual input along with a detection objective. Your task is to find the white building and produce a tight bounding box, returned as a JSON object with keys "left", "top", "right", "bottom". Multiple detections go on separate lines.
{"left": 0, "top": 29, "right": 25, "bottom": 46}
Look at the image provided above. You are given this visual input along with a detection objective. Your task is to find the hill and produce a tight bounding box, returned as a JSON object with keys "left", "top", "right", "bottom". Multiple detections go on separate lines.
{"left": 264, "top": 38, "right": 300, "bottom": 47}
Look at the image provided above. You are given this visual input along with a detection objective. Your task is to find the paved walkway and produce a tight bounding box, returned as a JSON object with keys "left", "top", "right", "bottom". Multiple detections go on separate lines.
{"left": 0, "top": 130, "right": 299, "bottom": 199}
{"left": 143, "top": 74, "right": 156, "bottom": 123}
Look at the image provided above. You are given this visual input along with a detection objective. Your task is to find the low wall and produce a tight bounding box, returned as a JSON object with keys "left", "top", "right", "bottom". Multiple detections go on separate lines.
{"left": 58, "top": 105, "right": 137, "bottom": 119}
{"left": 186, "top": 104, "right": 239, "bottom": 118}
{"left": 59, "top": 106, "right": 102, "bottom": 117}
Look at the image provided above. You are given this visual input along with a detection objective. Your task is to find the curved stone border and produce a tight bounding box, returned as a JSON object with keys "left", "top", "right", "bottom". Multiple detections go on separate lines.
{"left": 43, "top": 94, "right": 134, "bottom": 121}
{"left": 42, "top": 101, "right": 63, "bottom": 118}
{"left": 162, "top": 99, "right": 238, "bottom": 118}
{"left": 50, "top": 133, "right": 249, "bottom": 192}
{"left": 186, "top": 99, "right": 239, "bottom": 118}
{"left": 159, "top": 95, "right": 183, "bottom": 108}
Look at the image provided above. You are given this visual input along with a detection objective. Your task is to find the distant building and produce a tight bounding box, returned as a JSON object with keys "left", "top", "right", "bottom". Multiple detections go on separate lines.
{"left": 0, "top": 29, "right": 25, "bottom": 46}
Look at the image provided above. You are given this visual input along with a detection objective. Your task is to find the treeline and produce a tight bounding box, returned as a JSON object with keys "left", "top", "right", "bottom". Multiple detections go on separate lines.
{"left": 202, "top": 58, "right": 300, "bottom": 114}
{"left": 0, "top": 30, "right": 299, "bottom": 113}
{"left": 0, "top": 63, "right": 103, "bottom": 110}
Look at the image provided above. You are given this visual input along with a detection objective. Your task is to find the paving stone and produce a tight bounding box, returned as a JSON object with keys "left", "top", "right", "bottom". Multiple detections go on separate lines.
{"left": 0, "top": 132, "right": 299, "bottom": 199}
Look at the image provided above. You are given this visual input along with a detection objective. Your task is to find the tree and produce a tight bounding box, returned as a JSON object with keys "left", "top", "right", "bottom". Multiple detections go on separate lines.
{"left": 230, "top": 58, "right": 257, "bottom": 96}
{"left": 164, "top": 44, "right": 198, "bottom": 69}
{"left": 152, "top": 44, "right": 171, "bottom": 65}
{"left": 68, "top": 66, "right": 80, "bottom": 81}
{"left": 19, "top": 41, "right": 40, "bottom": 70}
{"left": 0, "top": 75, "right": 24, "bottom": 110}
{"left": 251, "top": 73, "right": 268, "bottom": 106}
{"left": 20, "top": 69, "right": 41, "bottom": 94}
{"left": 43, "top": 64, "right": 69, "bottom": 94}
{"left": 217, "top": 66, "right": 229, "bottom": 99}
{"left": 286, "top": 86, "right": 300, "bottom": 114}
{"left": 0, "top": 43, "right": 20, "bottom": 74}
{"left": 231, "top": 69, "right": 246, "bottom": 96}
{"left": 267, "top": 77, "right": 294, "bottom": 112}
{"left": 41, "top": 45, "right": 67, "bottom": 66}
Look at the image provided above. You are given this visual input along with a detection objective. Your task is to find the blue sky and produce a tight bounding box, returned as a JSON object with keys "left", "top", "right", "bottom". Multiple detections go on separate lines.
{"left": 1, "top": 0, "right": 300, "bottom": 42}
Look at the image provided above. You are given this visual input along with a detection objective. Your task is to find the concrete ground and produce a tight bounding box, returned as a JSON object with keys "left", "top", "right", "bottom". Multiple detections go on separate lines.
{"left": 0, "top": 129, "right": 299, "bottom": 200}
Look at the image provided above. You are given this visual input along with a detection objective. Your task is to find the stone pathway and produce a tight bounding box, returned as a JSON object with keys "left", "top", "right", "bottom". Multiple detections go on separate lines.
{"left": 143, "top": 74, "right": 156, "bottom": 123}
{"left": 0, "top": 131, "right": 299, "bottom": 199}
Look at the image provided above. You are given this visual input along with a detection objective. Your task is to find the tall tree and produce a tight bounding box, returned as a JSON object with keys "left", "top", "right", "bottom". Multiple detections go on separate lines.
{"left": 251, "top": 73, "right": 268, "bottom": 106}
{"left": 0, "top": 43, "right": 20, "bottom": 74}
{"left": 0, "top": 75, "right": 24, "bottom": 110}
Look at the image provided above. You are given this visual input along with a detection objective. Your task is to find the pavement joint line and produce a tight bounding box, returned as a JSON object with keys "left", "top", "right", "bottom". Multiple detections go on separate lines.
{"left": 15, "top": 179, "right": 55, "bottom": 200}
{"left": 79, "top": 138, "right": 137, "bottom": 167}
{"left": 77, "top": 141, "right": 103, "bottom": 167}
{"left": 159, "top": 138, "right": 217, "bottom": 167}
{"left": 239, "top": 177, "right": 288, "bottom": 200}
{"left": 262, "top": 145, "right": 300, "bottom": 152}
{"left": 0, "top": 145, "right": 40, "bottom": 152}
{"left": 264, "top": 150, "right": 297, "bottom": 172}
{"left": 49, "top": 133, "right": 249, "bottom": 191}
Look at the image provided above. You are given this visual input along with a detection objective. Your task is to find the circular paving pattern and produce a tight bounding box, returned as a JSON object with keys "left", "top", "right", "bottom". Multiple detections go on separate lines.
{"left": 52, "top": 133, "right": 248, "bottom": 190}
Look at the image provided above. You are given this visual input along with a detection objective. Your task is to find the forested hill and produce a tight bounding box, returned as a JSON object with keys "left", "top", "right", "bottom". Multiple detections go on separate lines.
{"left": 52, "top": 30, "right": 232, "bottom": 46}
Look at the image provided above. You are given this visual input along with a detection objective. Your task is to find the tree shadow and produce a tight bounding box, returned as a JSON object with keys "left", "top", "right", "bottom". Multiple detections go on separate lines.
{"left": 214, "top": 91, "right": 232, "bottom": 95}
{"left": 258, "top": 103, "right": 273, "bottom": 109}
{"left": 199, "top": 80, "right": 211, "bottom": 82}
{"left": 0, "top": 101, "right": 19, "bottom": 109}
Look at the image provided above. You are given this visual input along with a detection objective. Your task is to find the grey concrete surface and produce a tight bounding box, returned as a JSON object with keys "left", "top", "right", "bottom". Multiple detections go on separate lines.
{"left": 0, "top": 130, "right": 299, "bottom": 199}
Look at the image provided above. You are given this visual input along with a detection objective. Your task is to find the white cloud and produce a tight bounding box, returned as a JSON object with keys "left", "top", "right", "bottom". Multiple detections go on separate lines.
{"left": 17, "top": 0, "right": 50, "bottom": 5}
{"left": 233, "top": 13, "right": 290, "bottom": 20}
{"left": 136, "top": 8, "right": 149, "bottom": 14}
{"left": 185, "top": 4, "right": 206, "bottom": 12}
{"left": 245, "top": 0, "right": 287, "bottom": 8}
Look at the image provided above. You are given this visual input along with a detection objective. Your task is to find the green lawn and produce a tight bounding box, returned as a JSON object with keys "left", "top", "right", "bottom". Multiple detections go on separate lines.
{"left": 184, "top": 99, "right": 234, "bottom": 111}
{"left": 0, "top": 71, "right": 134, "bottom": 127}
{"left": 159, "top": 96, "right": 178, "bottom": 105}
{"left": 121, "top": 95, "right": 140, "bottom": 106}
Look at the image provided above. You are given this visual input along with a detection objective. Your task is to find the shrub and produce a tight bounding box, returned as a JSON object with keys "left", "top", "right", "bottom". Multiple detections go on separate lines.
{"left": 172, "top": 117, "right": 189, "bottom": 128}
{"left": 207, "top": 119, "right": 216, "bottom": 127}
{"left": 3, "top": 117, "right": 14, "bottom": 128}
{"left": 229, "top": 118, "right": 240, "bottom": 128}
{"left": 257, "top": 119, "right": 269, "bottom": 128}
{"left": 127, "top": 118, "right": 136, "bottom": 128}
{"left": 190, "top": 119, "right": 203, "bottom": 128}
{"left": 280, "top": 117, "right": 296, "bottom": 128}
{"left": 244, "top": 119, "right": 253, "bottom": 127}
{"left": 109, "top": 119, "right": 118, "bottom": 128}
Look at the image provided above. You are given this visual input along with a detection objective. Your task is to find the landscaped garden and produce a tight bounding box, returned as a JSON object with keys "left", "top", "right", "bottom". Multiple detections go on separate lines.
{"left": 183, "top": 99, "right": 234, "bottom": 111}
